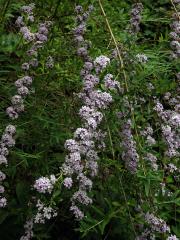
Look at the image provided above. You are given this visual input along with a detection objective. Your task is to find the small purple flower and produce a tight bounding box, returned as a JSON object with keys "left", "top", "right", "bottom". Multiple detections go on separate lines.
{"left": 20, "top": 218, "right": 34, "bottom": 240}
{"left": 167, "top": 235, "right": 179, "bottom": 240}
{"left": 35, "top": 33, "right": 48, "bottom": 42}
{"left": 104, "top": 74, "right": 120, "bottom": 90}
{"left": 15, "top": 16, "right": 24, "bottom": 27}
{"left": 45, "top": 56, "right": 54, "bottom": 69}
{"left": 70, "top": 205, "right": 84, "bottom": 220}
{"left": 0, "top": 171, "right": 6, "bottom": 181}
{"left": 166, "top": 163, "right": 178, "bottom": 173}
{"left": 129, "top": 3, "right": 143, "bottom": 34}
{"left": 77, "top": 47, "right": 88, "bottom": 58}
{"left": 63, "top": 177, "right": 73, "bottom": 189}
{"left": 71, "top": 190, "right": 92, "bottom": 206}
{"left": 38, "top": 25, "right": 49, "bottom": 35}
{"left": 0, "top": 197, "right": 7, "bottom": 208}
{"left": 11, "top": 95, "right": 23, "bottom": 105}
{"left": 34, "top": 176, "right": 56, "bottom": 194}
{"left": 136, "top": 53, "right": 148, "bottom": 63}
{"left": 0, "top": 185, "right": 5, "bottom": 193}
{"left": 146, "top": 135, "right": 156, "bottom": 146}
{"left": 94, "top": 55, "right": 110, "bottom": 72}
{"left": 0, "top": 155, "right": 7, "bottom": 165}
{"left": 21, "top": 76, "right": 33, "bottom": 86}
{"left": 74, "top": 35, "right": 84, "bottom": 43}
{"left": 75, "top": 5, "right": 83, "bottom": 14}
{"left": 17, "top": 86, "right": 29, "bottom": 96}
{"left": 21, "top": 3, "right": 35, "bottom": 15}
{"left": 14, "top": 104, "right": 25, "bottom": 113}
{"left": 64, "top": 139, "right": 80, "bottom": 152}
{"left": 144, "top": 153, "right": 158, "bottom": 170}
{"left": 15, "top": 79, "right": 24, "bottom": 88}
{"left": 145, "top": 212, "right": 170, "bottom": 233}
{"left": 1, "top": 134, "right": 15, "bottom": 147}
{"left": 6, "top": 106, "right": 19, "bottom": 119}
{"left": 23, "top": 32, "right": 35, "bottom": 42}
{"left": 0, "top": 147, "right": 9, "bottom": 156}
{"left": 29, "top": 58, "right": 38, "bottom": 67}
{"left": 20, "top": 26, "right": 29, "bottom": 34}
{"left": 84, "top": 62, "right": 93, "bottom": 71}
{"left": 27, "top": 15, "right": 34, "bottom": 22}
{"left": 74, "top": 24, "right": 86, "bottom": 35}
{"left": 26, "top": 48, "right": 37, "bottom": 56}
{"left": 21, "top": 63, "right": 30, "bottom": 71}
{"left": 5, "top": 125, "right": 16, "bottom": 135}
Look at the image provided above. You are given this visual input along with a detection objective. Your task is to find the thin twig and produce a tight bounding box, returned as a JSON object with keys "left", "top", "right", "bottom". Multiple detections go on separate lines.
{"left": 170, "top": 0, "right": 180, "bottom": 20}
{"left": 98, "top": 0, "right": 129, "bottom": 92}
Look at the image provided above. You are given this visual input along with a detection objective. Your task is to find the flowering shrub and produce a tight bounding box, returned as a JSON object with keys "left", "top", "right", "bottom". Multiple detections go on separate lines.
{"left": 0, "top": 0, "right": 179, "bottom": 239}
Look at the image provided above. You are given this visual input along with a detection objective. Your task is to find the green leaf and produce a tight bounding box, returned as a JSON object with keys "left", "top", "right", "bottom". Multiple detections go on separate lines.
{"left": 0, "top": 210, "right": 9, "bottom": 224}
{"left": 145, "top": 179, "right": 150, "bottom": 197}
{"left": 16, "top": 182, "right": 29, "bottom": 206}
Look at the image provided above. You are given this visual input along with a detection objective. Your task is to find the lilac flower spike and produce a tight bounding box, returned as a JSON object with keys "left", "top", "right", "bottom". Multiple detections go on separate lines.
{"left": 136, "top": 212, "right": 179, "bottom": 240}
{"left": 129, "top": 3, "right": 143, "bottom": 34}
{"left": 20, "top": 218, "right": 34, "bottom": 240}
{"left": 169, "top": 2, "right": 180, "bottom": 59}
{"left": 154, "top": 99, "right": 180, "bottom": 158}
{"left": 59, "top": 4, "right": 119, "bottom": 220}
{"left": 0, "top": 3, "right": 52, "bottom": 208}
{"left": 120, "top": 119, "right": 139, "bottom": 174}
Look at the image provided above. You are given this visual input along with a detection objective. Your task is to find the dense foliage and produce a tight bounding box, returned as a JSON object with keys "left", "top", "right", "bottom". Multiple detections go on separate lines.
{"left": 0, "top": 0, "right": 179, "bottom": 239}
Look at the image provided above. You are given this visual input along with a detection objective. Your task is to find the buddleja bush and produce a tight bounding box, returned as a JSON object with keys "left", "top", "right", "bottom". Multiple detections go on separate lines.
{"left": 0, "top": 0, "right": 179, "bottom": 239}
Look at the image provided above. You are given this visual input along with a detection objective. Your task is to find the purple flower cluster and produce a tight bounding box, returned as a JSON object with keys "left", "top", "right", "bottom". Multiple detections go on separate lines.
{"left": 169, "top": 3, "right": 180, "bottom": 59}
{"left": 34, "top": 199, "right": 57, "bottom": 224}
{"left": 137, "top": 212, "right": 179, "bottom": 240}
{"left": 135, "top": 228, "right": 154, "bottom": 240}
{"left": 120, "top": 119, "right": 139, "bottom": 174}
{"left": 34, "top": 175, "right": 57, "bottom": 194}
{"left": 164, "top": 89, "right": 180, "bottom": 112}
{"left": 21, "top": 3, "right": 35, "bottom": 17}
{"left": 20, "top": 218, "right": 34, "bottom": 240}
{"left": 144, "top": 153, "right": 158, "bottom": 171}
{"left": 0, "top": 124, "right": 16, "bottom": 207}
{"left": 17, "top": 4, "right": 52, "bottom": 58}
{"left": 167, "top": 235, "right": 179, "bottom": 240}
{"left": 22, "top": 176, "right": 57, "bottom": 237}
{"left": 104, "top": 73, "right": 121, "bottom": 91}
{"left": 129, "top": 3, "right": 144, "bottom": 34}
{"left": 94, "top": 55, "right": 110, "bottom": 74}
{"left": 140, "top": 125, "right": 158, "bottom": 170}
{"left": 145, "top": 212, "right": 170, "bottom": 234}
{"left": 17, "top": 4, "right": 35, "bottom": 41}
{"left": 136, "top": 53, "right": 148, "bottom": 63}
{"left": 45, "top": 56, "right": 54, "bottom": 69}
{"left": 18, "top": 10, "right": 51, "bottom": 48}
{"left": 15, "top": 4, "right": 35, "bottom": 32}
{"left": 165, "top": 163, "right": 179, "bottom": 173}
{"left": 154, "top": 100, "right": 180, "bottom": 158}
{"left": 140, "top": 125, "right": 156, "bottom": 147}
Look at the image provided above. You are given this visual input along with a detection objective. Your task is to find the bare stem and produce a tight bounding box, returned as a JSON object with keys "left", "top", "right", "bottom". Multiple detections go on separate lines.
{"left": 98, "top": 0, "right": 129, "bottom": 92}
